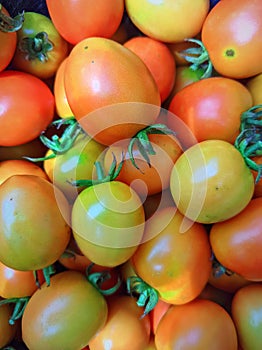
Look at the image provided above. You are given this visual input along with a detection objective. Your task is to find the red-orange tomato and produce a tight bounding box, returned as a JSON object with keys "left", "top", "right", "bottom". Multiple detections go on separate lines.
{"left": 64, "top": 37, "right": 161, "bottom": 145}
{"left": 149, "top": 299, "right": 171, "bottom": 335}
{"left": 46, "top": 0, "right": 124, "bottom": 45}
{"left": 210, "top": 197, "right": 262, "bottom": 281}
{"left": 201, "top": 0, "right": 262, "bottom": 79}
{"left": 168, "top": 76, "right": 253, "bottom": 143}
{"left": 155, "top": 299, "right": 238, "bottom": 349}
{"left": 88, "top": 295, "right": 151, "bottom": 350}
{"left": 124, "top": 36, "right": 176, "bottom": 102}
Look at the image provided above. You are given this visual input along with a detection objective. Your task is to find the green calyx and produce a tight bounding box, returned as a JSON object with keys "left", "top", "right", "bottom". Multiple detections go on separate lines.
{"left": 0, "top": 296, "right": 30, "bottom": 325}
{"left": 18, "top": 31, "right": 53, "bottom": 62}
{"left": 0, "top": 4, "right": 24, "bottom": 32}
{"left": 34, "top": 265, "right": 56, "bottom": 287}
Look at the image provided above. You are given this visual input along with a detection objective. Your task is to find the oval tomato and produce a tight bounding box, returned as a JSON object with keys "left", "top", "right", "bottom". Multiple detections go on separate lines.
{"left": 170, "top": 140, "right": 254, "bottom": 224}
{"left": 46, "top": 0, "right": 124, "bottom": 45}
{"left": 22, "top": 270, "right": 108, "bottom": 350}
{"left": 209, "top": 197, "right": 262, "bottom": 281}
{"left": 0, "top": 70, "right": 55, "bottom": 147}
{"left": 0, "top": 299, "right": 18, "bottom": 348}
{"left": 201, "top": 0, "right": 262, "bottom": 79}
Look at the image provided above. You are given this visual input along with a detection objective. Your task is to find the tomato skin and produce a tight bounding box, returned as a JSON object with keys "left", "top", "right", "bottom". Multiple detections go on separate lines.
{"left": 201, "top": 0, "right": 262, "bottom": 79}
{"left": 168, "top": 77, "right": 253, "bottom": 143}
{"left": 132, "top": 207, "right": 212, "bottom": 305}
{"left": 88, "top": 295, "right": 151, "bottom": 350}
{"left": 0, "top": 299, "right": 18, "bottom": 348}
{"left": 0, "top": 174, "right": 71, "bottom": 271}
{"left": 64, "top": 37, "right": 161, "bottom": 145}
{"left": 208, "top": 270, "right": 252, "bottom": 294}
{"left": 246, "top": 73, "right": 262, "bottom": 106}
{"left": 155, "top": 299, "right": 238, "bottom": 350}
{"left": 22, "top": 270, "right": 108, "bottom": 350}
{"left": 0, "top": 70, "right": 55, "bottom": 147}
{"left": 170, "top": 140, "right": 254, "bottom": 224}
{"left": 251, "top": 156, "right": 262, "bottom": 198}
{"left": 46, "top": 0, "right": 124, "bottom": 45}
{"left": 209, "top": 197, "right": 262, "bottom": 281}
{"left": 231, "top": 283, "right": 262, "bottom": 350}
{"left": 11, "top": 12, "right": 69, "bottom": 79}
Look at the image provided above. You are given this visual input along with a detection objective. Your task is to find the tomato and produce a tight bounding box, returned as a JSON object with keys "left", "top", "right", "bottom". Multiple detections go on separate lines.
{"left": 209, "top": 197, "right": 262, "bottom": 281}
{"left": 0, "top": 174, "right": 71, "bottom": 271}
{"left": 46, "top": 0, "right": 124, "bottom": 45}
{"left": 251, "top": 156, "right": 262, "bottom": 198}
{"left": 201, "top": 0, "right": 262, "bottom": 79}
{"left": 88, "top": 295, "right": 151, "bottom": 350}
{"left": 198, "top": 283, "right": 233, "bottom": 314}
{"left": 155, "top": 299, "right": 238, "bottom": 349}
{"left": 0, "top": 159, "right": 48, "bottom": 186}
{"left": 168, "top": 77, "right": 253, "bottom": 143}
{"left": 0, "top": 70, "right": 55, "bottom": 147}
{"left": 64, "top": 37, "right": 161, "bottom": 145}
{"left": 22, "top": 270, "right": 108, "bottom": 350}
{"left": 0, "top": 299, "right": 18, "bottom": 348}
{"left": 167, "top": 39, "right": 201, "bottom": 67}
{"left": 132, "top": 207, "right": 212, "bottom": 305}
{"left": 142, "top": 188, "right": 175, "bottom": 220}
{"left": 149, "top": 299, "right": 171, "bottom": 335}
{"left": 124, "top": 36, "right": 176, "bottom": 102}
{"left": 246, "top": 73, "right": 262, "bottom": 106}
{"left": 72, "top": 181, "right": 145, "bottom": 267}
{"left": 125, "top": 0, "right": 209, "bottom": 43}
{"left": 11, "top": 12, "right": 69, "bottom": 79}
{"left": 170, "top": 140, "right": 254, "bottom": 224}
{"left": 231, "top": 283, "right": 262, "bottom": 350}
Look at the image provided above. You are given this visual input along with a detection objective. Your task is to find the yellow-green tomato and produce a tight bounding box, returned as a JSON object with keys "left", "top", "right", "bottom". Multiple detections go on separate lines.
{"left": 170, "top": 140, "right": 254, "bottom": 224}
{"left": 72, "top": 181, "right": 145, "bottom": 267}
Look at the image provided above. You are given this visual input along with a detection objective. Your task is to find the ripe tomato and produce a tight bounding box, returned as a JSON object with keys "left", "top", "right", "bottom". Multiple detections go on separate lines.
{"left": 231, "top": 283, "right": 262, "bottom": 350}
{"left": 0, "top": 174, "right": 71, "bottom": 271}
{"left": 11, "top": 12, "right": 69, "bottom": 79}
{"left": 0, "top": 70, "right": 55, "bottom": 147}
{"left": 64, "top": 37, "right": 161, "bottom": 145}
{"left": 0, "top": 159, "right": 48, "bottom": 186}
{"left": 46, "top": 0, "right": 124, "bottom": 45}
{"left": 246, "top": 73, "right": 262, "bottom": 106}
{"left": 168, "top": 77, "right": 253, "bottom": 143}
{"left": 170, "top": 140, "right": 255, "bottom": 224}
{"left": 22, "top": 270, "right": 108, "bottom": 350}
{"left": 209, "top": 197, "right": 262, "bottom": 281}
{"left": 132, "top": 207, "right": 212, "bottom": 305}
{"left": 251, "top": 156, "right": 262, "bottom": 198}
{"left": 125, "top": 0, "right": 209, "bottom": 43}
{"left": 124, "top": 36, "right": 176, "bottom": 102}
{"left": 0, "top": 299, "right": 18, "bottom": 348}
{"left": 72, "top": 181, "right": 145, "bottom": 267}
{"left": 201, "top": 0, "right": 262, "bottom": 79}
{"left": 155, "top": 299, "right": 238, "bottom": 349}
{"left": 149, "top": 299, "right": 171, "bottom": 335}
{"left": 88, "top": 295, "right": 151, "bottom": 350}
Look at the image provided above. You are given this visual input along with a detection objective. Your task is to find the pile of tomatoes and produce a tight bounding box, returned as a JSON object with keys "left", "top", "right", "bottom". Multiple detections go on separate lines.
{"left": 0, "top": 0, "right": 262, "bottom": 349}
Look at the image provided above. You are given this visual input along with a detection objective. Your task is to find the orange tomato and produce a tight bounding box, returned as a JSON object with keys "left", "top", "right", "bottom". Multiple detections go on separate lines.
{"left": 246, "top": 73, "right": 262, "bottom": 106}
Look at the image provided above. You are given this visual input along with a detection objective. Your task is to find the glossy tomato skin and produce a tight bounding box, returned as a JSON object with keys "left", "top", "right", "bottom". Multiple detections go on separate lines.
{"left": 132, "top": 207, "right": 212, "bottom": 305}
{"left": 168, "top": 77, "right": 253, "bottom": 143}
{"left": 46, "top": 0, "right": 124, "bottom": 45}
{"left": 0, "top": 70, "right": 55, "bottom": 147}
{"left": 155, "top": 299, "right": 238, "bottom": 350}
{"left": 11, "top": 12, "right": 69, "bottom": 79}
{"left": 22, "top": 270, "right": 108, "bottom": 350}
{"left": 125, "top": 0, "right": 209, "bottom": 43}
{"left": 64, "top": 37, "right": 161, "bottom": 145}
{"left": 170, "top": 140, "right": 254, "bottom": 224}
{"left": 231, "top": 283, "right": 262, "bottom": 350}
{"left": 0, "top": 299, "right": 18, "bottom": 348}
{"left": 210, "top": 197, "right": 262, "bottom": 281}
{"left": 201, "top": 0, "right": 262, "bottom": 79}
{"left": 0, "top": 174, "right": 71, "bottom": 271}
{"left": 88, "top": 295, "right": 151, "bottom": 350}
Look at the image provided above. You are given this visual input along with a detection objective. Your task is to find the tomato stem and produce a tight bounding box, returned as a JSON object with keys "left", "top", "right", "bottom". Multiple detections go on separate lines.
{"left": 0, "top": 296, "right": 30, "bottom": 325}
{"left": 0, "top": 4, "right": 24, "bottom": 32}
{"left": 18, "top": 31, "right": 54, "bottom": 62}
{"left": 34, "top": 265, "right": 56, "bottom": 287}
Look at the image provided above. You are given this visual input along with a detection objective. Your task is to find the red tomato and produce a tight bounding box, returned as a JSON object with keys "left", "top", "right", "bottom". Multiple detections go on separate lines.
{"left": 201, "top": 0, "right": 262, "bottom": 79}
{"left": 0, "top": 70, "right": 55, "bottom": 146}
{"left": 46, "top": 0, "right": 124, "bottom": 45}
{"left": 168, "top": 77, "right": 253, "bottom": 143}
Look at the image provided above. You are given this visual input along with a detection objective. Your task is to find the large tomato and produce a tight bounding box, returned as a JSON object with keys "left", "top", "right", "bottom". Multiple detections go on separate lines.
{"left": 155, "top": 299, "right": 238, "bottom": 349}
{"left": 22, "top": 270, "right": 108, "bottom": 350}
{"left": 132, "top": 206, "right": 212, "bottom": 305}
{"left": 46, "top": 0, "right": 124, "bottom": 45}
{"left": 201, "top": 0, "right": 262, "bottom": 79}
{"left": 0, "top": 174, "right": 71, "bottom": 271}
{"left": 64, "top": 37, "right": 161, "bottom": 145}
{"left": 0, "top": 70, "right": 55, "bottom": 147}
{"left": 168, "top": 77, "right": 253, "bottom": 143}
{"left": 125, "top": 0, "right": 209, "bottom": 43}
{"left": 170, "top": 140, "right": 254, "bottom": 224}
{"left": 209, "top": 197, "right": 262, "bottom": 281}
